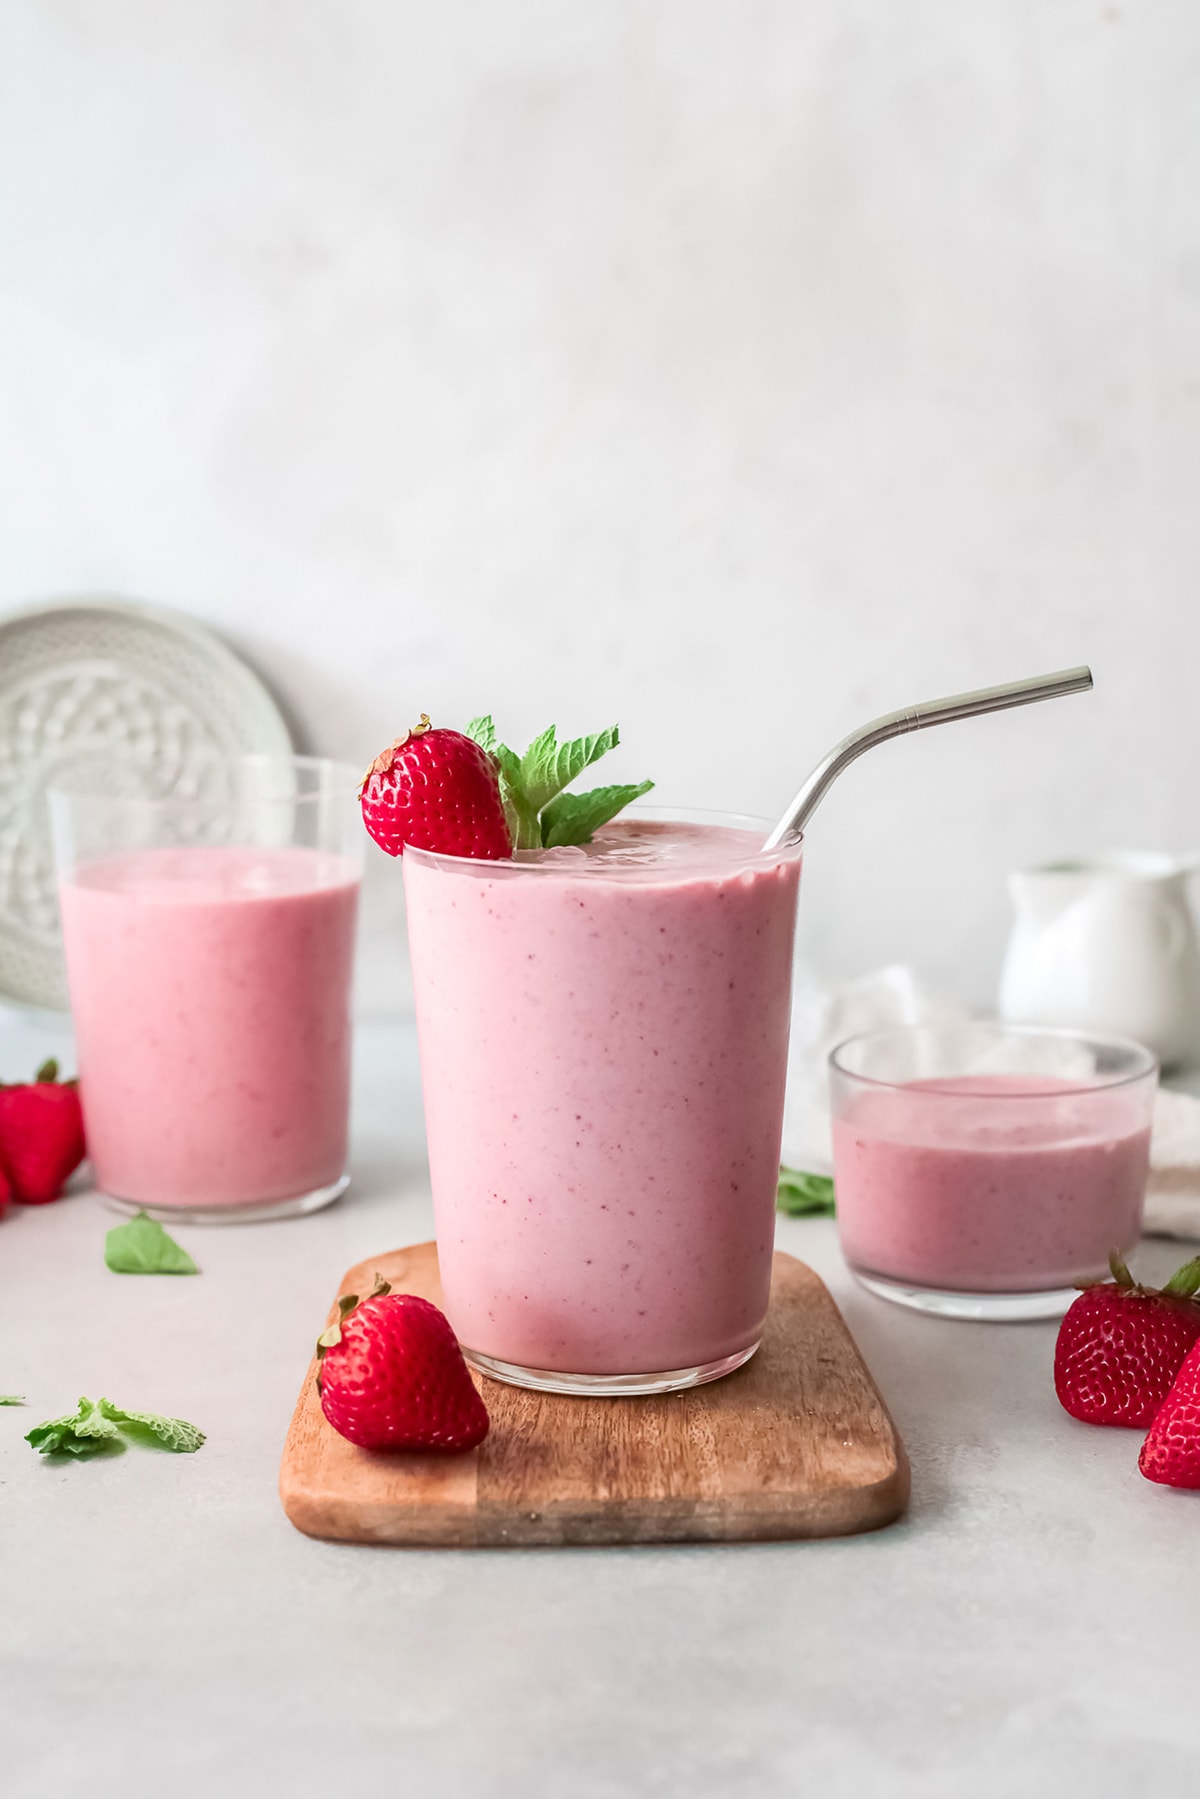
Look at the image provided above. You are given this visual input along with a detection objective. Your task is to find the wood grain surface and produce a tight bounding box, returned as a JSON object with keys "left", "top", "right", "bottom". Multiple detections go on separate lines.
{"left": 279, "top": 1242, "right": 909, "bottom": 1547}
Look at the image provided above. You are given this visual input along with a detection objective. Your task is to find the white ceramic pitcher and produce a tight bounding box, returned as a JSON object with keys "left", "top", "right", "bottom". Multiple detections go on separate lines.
{"left": 998, "top": 852, "right": 1200, "bottom": 1068}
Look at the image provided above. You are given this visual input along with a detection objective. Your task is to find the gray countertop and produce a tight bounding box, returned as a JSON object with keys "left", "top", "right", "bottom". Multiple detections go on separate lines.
{"left": 2, "top": 1011, "right": 1196, "bottom": 1798}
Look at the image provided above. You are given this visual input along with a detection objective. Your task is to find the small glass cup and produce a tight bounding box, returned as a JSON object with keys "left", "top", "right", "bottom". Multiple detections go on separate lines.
{"left": 830, "top": 1023, "right": 1158, "bottom": 1320}
{"left": 50, "top": 755, "right": 363, "bottom": 1223}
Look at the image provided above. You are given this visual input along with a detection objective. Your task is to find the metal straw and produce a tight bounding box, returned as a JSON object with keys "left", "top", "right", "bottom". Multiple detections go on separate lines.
{"left": 762, "top": 665, "right": 1094, "bottom": 850}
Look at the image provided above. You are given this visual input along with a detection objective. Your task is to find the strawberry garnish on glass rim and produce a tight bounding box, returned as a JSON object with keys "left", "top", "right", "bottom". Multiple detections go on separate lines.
{"left": 359, "top": 716, "right": 512, "bottom": 860}
{"left": 1053, "top": 1249, "right": 1200, "bottom": 1429}
{"left": 359, "top": 712, "right": 653, "bottom": 859}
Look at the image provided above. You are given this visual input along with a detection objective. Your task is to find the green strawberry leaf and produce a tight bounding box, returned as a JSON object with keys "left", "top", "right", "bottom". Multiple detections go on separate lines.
{"left": 464, "top": 715, "right": 497, "bottom": 754}
{"left": 0, "top": 1395, "right": 26, "bottom": 1405}
{"left": 105, "top": 1210, "right": 198, "bottom": 1276}
{"left": 1163, "top": 1256, "right": 1200, "bottom": 1299}
{"left": 97, "top": 1398, "right": 205, "bottom": 1453}
{"left": 541, "top": 782, "right": 656, "bottom": 849}
{"left": 776, "top": 1168, "right": 836, "bottom": 1217}
{"left": 26, "top": 1397, "right": 125, "bottom": 1457}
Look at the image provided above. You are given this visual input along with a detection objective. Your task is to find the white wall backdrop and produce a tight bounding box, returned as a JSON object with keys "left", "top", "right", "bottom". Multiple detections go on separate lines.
{"left": 3, "top": 1, "right": 1199, "bottom": 1014}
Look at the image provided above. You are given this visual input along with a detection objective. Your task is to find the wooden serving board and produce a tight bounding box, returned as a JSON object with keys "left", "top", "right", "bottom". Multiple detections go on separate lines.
{"left": 280, "top": 1242, "right": 909, "bottom": 1547}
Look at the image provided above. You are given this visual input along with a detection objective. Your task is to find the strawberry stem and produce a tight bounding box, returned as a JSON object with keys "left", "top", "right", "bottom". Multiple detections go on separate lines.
{"left": 34, "top": 1058, "right": 59, "bottom": 1084}
{"left": 314, "top": 1276, "right": 392, "bottom": 1363}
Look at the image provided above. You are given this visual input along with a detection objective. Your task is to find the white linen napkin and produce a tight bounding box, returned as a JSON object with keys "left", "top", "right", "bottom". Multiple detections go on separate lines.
{"left": 782, "top": 963, "right": 1200, "bottom": 1243}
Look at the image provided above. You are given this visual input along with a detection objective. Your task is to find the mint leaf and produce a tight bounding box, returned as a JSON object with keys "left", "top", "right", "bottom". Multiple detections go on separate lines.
{"left": 492, "top": 741, "right": 538, "bottom": 848}
{"left": 776, "top": 1168, "right": 836, "bottom": 1217}
{"left": 464, "top": 714, "right": 497, "bottom": 754}
{"left": 27, "top": 1397, "right": 124, "bottom": 1457}
{"left": 105, "top": 1211, "right": 198, "bottom": 1276}
{"left": 0, "top": 1395, "right": 26, "bottom": 1406}
{"left": 98, "top": 1399, "right": 205, "bottom": 1453}
{"left": 518, "top": 724, "right": 620, "bottom": 815}
{"left": 541, "top": 782, "right": 655, "bottom": 849}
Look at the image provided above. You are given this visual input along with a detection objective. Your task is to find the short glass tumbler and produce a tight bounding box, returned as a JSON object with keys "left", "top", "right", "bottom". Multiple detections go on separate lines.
{"left": 51, "top": 755, "right": 363, "bottom": 1223}
{"left": 830, "top": 1023, "right": 1158, "bottom": 1320}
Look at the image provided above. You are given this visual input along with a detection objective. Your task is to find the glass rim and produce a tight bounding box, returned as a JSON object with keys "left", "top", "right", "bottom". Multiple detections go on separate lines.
{"left": 403, "top": 802, "right": 803, "bottom": 875}
{"left": 828, "top": 1021, "right": 1159, "bottom": 1096}
{"left": 47, "top": 752, "right": 364, "bottom": 810}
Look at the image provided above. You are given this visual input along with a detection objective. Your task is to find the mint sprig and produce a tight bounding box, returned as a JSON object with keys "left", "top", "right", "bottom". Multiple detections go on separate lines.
{"left": 465, "top": 717, "right": 653, "bottom": 851}
{"left": 26, "top": 1395, "right": 205, "bottom": 1458}
{"left": 777, "top": 1167, "right": 836, "bottom": 1217}
{"left": 105, "top": 1210, "right": 198, "bottom": 1276}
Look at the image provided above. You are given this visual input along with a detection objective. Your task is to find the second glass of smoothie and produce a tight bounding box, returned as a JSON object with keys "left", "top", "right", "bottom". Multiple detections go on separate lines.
{"left": 52, "top": 755, "right": 363, "bottom": 1223}
{"left": 831, "top": 1023, "right": 1157, "bottom": 1320}
{"left": 403, "top": 810, "right": 803, "bottom": 1394}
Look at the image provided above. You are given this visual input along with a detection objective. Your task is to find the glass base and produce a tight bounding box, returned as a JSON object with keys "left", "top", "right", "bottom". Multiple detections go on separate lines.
{"left": 98, "top": 1173, "right": 350, "bottom": 1226}
{"left": 852, "top": 1268, "right": 1077, "bottom": 1322}
{"left": 462, "top": 1338, "right": 761, "bottom": 1396}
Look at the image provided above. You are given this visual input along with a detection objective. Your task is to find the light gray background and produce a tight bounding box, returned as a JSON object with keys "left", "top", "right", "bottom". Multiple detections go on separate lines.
{"left": 4, "top": 1, "right": 1198, "bottom": 1013}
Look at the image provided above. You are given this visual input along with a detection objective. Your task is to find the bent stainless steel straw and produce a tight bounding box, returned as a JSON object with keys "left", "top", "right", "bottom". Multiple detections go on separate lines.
{"left": 762, "top": 665, "right": 1094, "bottom": 850}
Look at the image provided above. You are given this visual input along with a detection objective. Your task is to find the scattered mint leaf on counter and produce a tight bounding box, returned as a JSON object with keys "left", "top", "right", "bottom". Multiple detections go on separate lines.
{"left": 0, "top": 1395, "right": 26, "bottom": 1405}
{"left": 777, "top": 1168, "right": 836, "bottom": 1217}
{"left": 26, "top": 1396, "right": 204, "bottom": 1457}
{"left": 480, "top": 720, "right": 653, "bottom": 851}
{"left": 97, "top": 1399, "right": 205, "bottom": 1454}
{"left": 105, "top": 1210, "right": 198, "bottom": 1275}
{"left": 541, "top": 782, "right": 656, "bottom": 849}
{"left": 26, "top": 1397, "right": 124, "bottom": 1457}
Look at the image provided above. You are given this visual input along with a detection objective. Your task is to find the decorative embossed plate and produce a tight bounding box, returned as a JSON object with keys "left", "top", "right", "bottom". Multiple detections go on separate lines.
{"left": 0, "top": 598, "right": 292, "bottom": 1011}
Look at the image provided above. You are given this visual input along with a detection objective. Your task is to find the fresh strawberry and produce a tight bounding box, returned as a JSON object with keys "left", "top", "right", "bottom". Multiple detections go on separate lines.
{"left": 1139, "top": 1337, "right": 1200, "bottom": 1489}
{"left": 360, "top": 715, "right": 511, "bottom": 860}
{"left": 1053, "top": 1250, "right": 1200, "bottom": 1428}
{"left": 316, "top": 1278, "right": 490, "bottom": 1452}
{"left": 0, "top": 1059, "right": 86, "bottom": 1205}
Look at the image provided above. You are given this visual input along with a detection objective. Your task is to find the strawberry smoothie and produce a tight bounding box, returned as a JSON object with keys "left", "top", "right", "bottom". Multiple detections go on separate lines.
{"left": 59, "top": 845, "right": 360, "bottom": 1214}
{"left": 403, "top": 818, "right": 803, "bottom": 1387}
{"left": 832, "top": 1073, "right": 1153, "bottom": 1296}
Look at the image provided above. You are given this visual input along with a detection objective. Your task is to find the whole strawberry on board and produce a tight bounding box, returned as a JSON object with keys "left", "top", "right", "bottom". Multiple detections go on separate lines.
{"left": 0, "top": 1059, "right": 86, "bottom": 1205}
{"left": 1053, "top": 1250, "right": 1200, "bottom": 1428}
{"left": 316, "top": 1278, "right": 490, "bottom": 1453}
{"left": 360, "top": 713, "right": 653, "bottom": 859}
{"left": 1139, "top": 1336, "right": 1200, "bottom": 1490}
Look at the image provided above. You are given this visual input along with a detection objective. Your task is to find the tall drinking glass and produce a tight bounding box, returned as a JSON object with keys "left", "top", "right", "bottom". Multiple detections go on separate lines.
{"left": 402, "top": 808, "right": 804, "bottom": 1394}
{"left": 50, "top": 755, "right": 363, "bottom": 1223}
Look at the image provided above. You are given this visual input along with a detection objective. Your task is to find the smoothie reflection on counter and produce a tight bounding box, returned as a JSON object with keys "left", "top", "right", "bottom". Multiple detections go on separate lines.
{"left": 404, "top": 817, "right": 803, "bottom": 1386}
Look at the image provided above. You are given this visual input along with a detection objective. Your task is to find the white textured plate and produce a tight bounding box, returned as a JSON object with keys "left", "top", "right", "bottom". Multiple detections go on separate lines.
{"left": 0, "top": 598, "right": 293, "bottom": 1011}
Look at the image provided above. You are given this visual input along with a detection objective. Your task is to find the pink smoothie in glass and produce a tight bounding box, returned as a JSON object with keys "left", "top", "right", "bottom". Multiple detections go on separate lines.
{"left": 403, "top": 819, "right": 803, "bottom": 1376}
{"left": 833, "top": 1074, "right": 1152, "bottom": 1293}
{"left": 59, "top": 845, "right": 360, "bottom": 1209}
